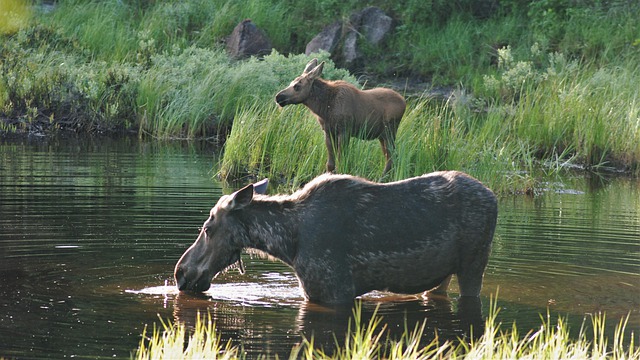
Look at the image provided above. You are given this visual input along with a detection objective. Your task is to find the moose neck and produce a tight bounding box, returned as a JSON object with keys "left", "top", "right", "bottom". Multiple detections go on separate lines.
{"left": 240, "top": 199, "right": 298, "bottom": 267}
{"left": 304, "top": 79, "right": 335, "bottom": 120}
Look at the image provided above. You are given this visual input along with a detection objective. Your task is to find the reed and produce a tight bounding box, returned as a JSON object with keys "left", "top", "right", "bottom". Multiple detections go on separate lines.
{"left": 133, "top": 298, "right": 639, "bottom": 360}
{"left": 135, "top": 313, "right": 239, "bottom": 360}
{"left": 219, "top": 93, "right": 538, "bottom": 194}
{"left": 485, "top": 47, "right": 640, "bottom": 174}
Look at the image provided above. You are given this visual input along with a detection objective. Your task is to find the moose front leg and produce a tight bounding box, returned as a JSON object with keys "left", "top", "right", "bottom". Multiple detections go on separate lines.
{"left": 324, "top": 131, "right": 337, "bottom": 173}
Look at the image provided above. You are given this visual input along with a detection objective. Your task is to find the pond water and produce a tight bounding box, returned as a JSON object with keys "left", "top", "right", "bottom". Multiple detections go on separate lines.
{"left": 0, "top": 136, "right": 638, "bottom": 358}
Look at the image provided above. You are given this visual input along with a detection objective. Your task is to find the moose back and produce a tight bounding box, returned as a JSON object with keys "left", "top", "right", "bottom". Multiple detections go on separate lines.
{"left": 174, "top": 171, "right": 498, "bottom": 304}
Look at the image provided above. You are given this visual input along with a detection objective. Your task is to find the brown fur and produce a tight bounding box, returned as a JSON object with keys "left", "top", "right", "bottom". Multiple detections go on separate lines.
{"left": 275, "top": 59, "right": 406, "bottom": 176}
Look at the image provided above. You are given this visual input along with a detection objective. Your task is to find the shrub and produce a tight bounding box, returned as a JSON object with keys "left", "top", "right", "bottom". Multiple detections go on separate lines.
{"left": 137, "top": 49, "right": 352, "bottom": 139}
{"left": 0, "top": 25, "right": 140, "bottom": 132}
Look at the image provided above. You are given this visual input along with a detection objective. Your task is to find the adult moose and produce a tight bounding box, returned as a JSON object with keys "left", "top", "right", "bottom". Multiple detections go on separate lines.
{"left": 174, "top": 171, "right": 498, "bottom": 304}
{"left": 275, "top": 59, "right": 406, "bottom": 176}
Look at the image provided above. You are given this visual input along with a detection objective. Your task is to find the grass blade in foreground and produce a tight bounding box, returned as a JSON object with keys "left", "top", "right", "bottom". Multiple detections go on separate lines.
{"left": 133, "top": 297, "right": 639, "bottom": 359}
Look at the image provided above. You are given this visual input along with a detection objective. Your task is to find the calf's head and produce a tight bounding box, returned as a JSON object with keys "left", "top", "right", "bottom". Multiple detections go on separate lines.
{"left": 174, "top": 179, "right": 268, "bottom": 292}
{"left": 275, "top": 58, "right": 325, "bottom": 107}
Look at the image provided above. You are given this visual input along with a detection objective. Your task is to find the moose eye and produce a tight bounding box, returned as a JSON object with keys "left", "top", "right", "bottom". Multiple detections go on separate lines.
{"left": 202, "top": 215, "right": 215, "bottom": 234}
{"left": 293, "top": 83, "right": 301, "bottom": 91}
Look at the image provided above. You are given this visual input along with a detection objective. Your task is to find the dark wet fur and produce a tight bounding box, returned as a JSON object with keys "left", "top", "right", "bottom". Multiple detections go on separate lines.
{"left": 175, "top": 171, "right": 497, "bottom": 304}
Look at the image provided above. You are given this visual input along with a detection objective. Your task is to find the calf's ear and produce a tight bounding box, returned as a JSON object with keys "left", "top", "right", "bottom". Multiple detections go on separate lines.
{"left": 303, "top": 58, "right": 319, "bottom": 74}
{"left": 307, "top": 61, "right": 325, "bottom": 80}
{"left": 228, "top": 184, "right": 254, "bottom": 210}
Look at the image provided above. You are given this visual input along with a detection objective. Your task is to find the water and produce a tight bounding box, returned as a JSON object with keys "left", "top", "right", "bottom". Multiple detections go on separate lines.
{"left": 0, "top": 136, "right": 638, "bottom": 358}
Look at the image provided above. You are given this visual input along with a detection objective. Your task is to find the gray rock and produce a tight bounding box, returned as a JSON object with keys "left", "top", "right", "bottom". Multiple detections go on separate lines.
{"left": 306, "top": 7, "right": 394, "bottom": 66}
{"left": 342, "top": 24, "right": 359, "bottom": 64}
{"left": 305, "top": 21, "right": 343, "bottom": 56}
{"left": 226, "top": 19, "right": 272, "bottom": 59}
{"left": 359, "top": 6, "right": 392, "bottom": 45}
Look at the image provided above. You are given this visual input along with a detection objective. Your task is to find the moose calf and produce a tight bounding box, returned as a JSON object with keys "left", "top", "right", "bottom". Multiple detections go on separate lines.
{"left": 275, "top": 59, "right": 406, "bottom": 176}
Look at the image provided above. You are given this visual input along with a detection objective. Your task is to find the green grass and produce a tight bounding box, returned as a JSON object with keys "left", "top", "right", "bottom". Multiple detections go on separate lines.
{"left": 133, "top": 298, "right": 639, "bottom": 360}
{"left": 135, "top": 312, "right": 240, "bottom": 360}
{"left": 219, "top": 38, "right": 639, "bottom": 192}
{"left": 1, "top": 0, "right": 639, "bottom": 184}
{"left": 137, "top": 50, "right": 353, "bottom": 139}
{"left": 484, "top": 48, "right": 640, "bottom": 173}
{"left": 220, "top": 93, "right": 537, "bottom": 193}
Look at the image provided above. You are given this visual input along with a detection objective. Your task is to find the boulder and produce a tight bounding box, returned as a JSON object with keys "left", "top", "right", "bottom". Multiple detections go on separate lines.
{"left": 342, "top": 24, "right": 359, "bottom": 64}
{"left": 359, "top": 6, "right": 393, "bottom": 45}
{"left": 342, "top": 7, "right": 392, "bottom": 65}
{"left": 305, "top": 7, "right": 394, "bottom": 67}
{"left": 226, "top": 19, "right": 272, "bottom": 59}
{"left": 305, "top": 21, "right": 342, "bottom": 56}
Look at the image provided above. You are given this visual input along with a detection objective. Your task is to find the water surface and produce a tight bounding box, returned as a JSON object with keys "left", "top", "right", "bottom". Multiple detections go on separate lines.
{"left": 0, "top": 136, "right": 638, "bottom": 358}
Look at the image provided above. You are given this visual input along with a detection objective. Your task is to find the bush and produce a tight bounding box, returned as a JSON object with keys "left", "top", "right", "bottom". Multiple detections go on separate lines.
{"left": 137, "top": 50, "right": 353, "bottom": 139}
{"left": 0, "top": 25, "right": 140, "bottom": 132}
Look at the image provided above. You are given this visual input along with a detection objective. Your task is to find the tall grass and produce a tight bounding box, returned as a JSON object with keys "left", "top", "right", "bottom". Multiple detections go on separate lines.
{"left": 44, "top": 0, "right": 139, "bottom": 62}
{"left": 135, "top": 313, "right": 239, "bottom": 360}
{"left": 2, "top": 0, "right": 638, "bottom": 180}
{"left": 137, "top": 50, "right": 353, "bottom": 139}
{"left": 218, "top": 34, "right": 639, "bottom": 191}
{"left": 483, "top": 46, "right": 640, "bottom": 173}
{"left": 39, "top": 0, "right": 338, "bottom": 64}
{"left": 220, "top": 90, "right": 537, "bottom": 193}
{"left": 134, "top": 299, "right": 639, "bottom": 360}
{"left": 220, "top": 104, "right": 326, "bottom": 186}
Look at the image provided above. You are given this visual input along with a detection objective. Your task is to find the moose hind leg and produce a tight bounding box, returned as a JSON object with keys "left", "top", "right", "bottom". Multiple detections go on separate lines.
{"left": 456, "top": 268, "right": 486, "bottom": 297}
{"left": 379, "top": 136, "right": 394, "bottom": 176}
{"left": 456, "top": 259, "right": 487, "bottom": 296}
{"left": 324, "top": 132, "right": 336, "bottom": 173}
{"left": 457, "top": 233, "right": 492, "bottom": 297}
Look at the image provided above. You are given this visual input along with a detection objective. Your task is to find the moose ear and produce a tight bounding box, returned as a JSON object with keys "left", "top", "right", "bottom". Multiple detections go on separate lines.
{"left": 307, "top": 61, "right": 324, "bottom": 80}
{"left": 227, "top": 184, "right": 254, "bottom": 210}
{"left": 253, "top": 178, "right": 269, "bottom": 195}
{"left": 303, "top": 58, "right": 319, "bottom": 74}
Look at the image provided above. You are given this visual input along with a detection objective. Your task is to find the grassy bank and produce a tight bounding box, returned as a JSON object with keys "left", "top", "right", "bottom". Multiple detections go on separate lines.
{"left": 134, "top": 300, "right": 639, "bottom": 359}
{"left": 221, "top": 46, "right": 639, "bottom": 191}
{"left": 1, "top": 0, "right": 639, "bottom": 186}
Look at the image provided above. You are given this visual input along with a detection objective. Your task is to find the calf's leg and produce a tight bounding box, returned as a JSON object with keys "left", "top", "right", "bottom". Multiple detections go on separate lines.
{"left": 324, "top": 131, "right": 336, "bottom": 173}
{"left": 379, "top": 132, "right": 396, "bottom": 176}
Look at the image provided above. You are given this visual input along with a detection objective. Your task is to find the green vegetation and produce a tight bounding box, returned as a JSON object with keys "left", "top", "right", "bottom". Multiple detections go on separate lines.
{"left": 134, "top": 300, "right": 639, "bottom": 359}
{"left": 1, "top": 0, "right": 639, "bottom": 188}
{"left": 221, "top": 43, "right": 639, "bottom": 191}
{"left": 2, "top": 2, "right": 637, "bottom": 356}
{"left": 135, "top": 313, "right": 240, "bottom": 360}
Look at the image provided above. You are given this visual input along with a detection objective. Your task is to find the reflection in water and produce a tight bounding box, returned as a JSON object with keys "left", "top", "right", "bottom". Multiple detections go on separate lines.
{"left": 485, "top": 176, "right": 640, "bottom": 337}
{"left": 0, "top": 137, "right": 638, "bottom": 358}
{"left": 0, "top": 136, "right": 217, "bottom": 358}
{"left": 296, "top": 295, "right": 484, "bottom": 356}
{"left": 170, "top": 286, "right": 483, "bottom": 358}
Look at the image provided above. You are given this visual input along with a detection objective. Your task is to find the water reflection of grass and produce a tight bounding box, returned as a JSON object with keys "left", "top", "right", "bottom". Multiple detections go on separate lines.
{"left": 134, "top": 298, "right": 639, "bottom": 360}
